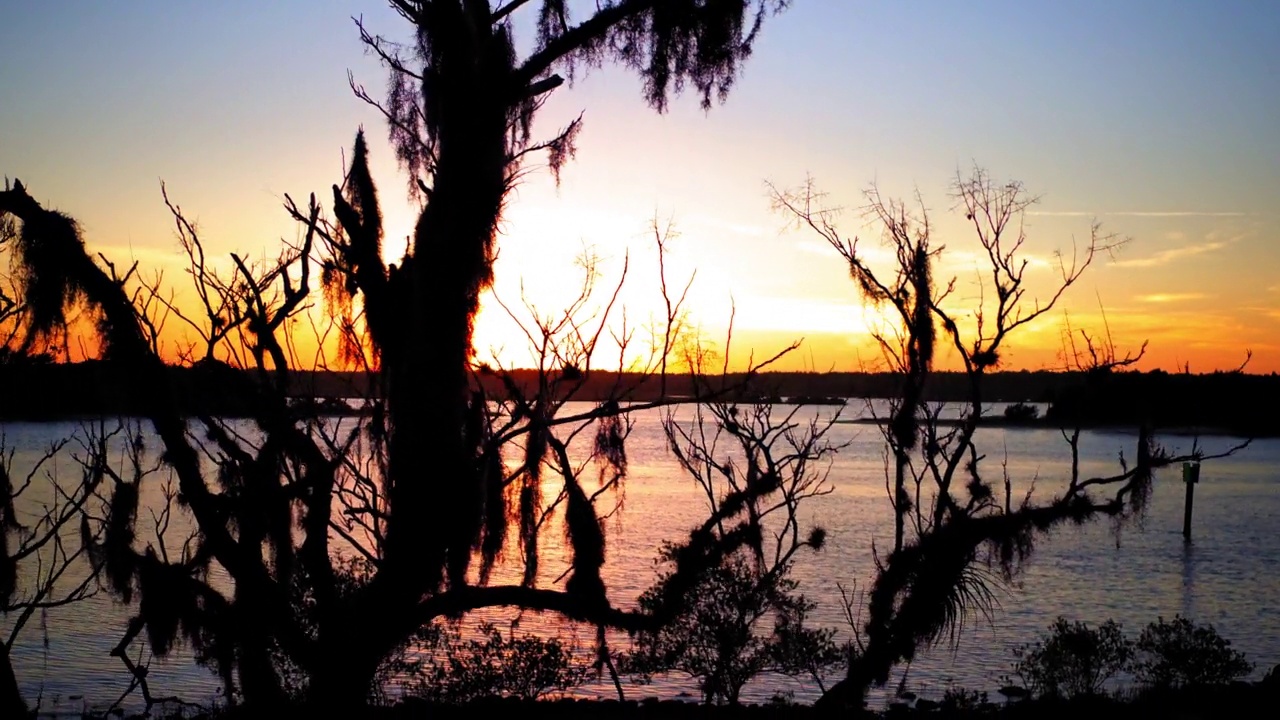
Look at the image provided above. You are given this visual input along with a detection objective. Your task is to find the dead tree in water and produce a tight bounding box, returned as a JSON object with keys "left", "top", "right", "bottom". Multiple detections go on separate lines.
{"left": 1, "top": 1, "right": 798, "bottom": 708}
{"left": 771, "top": 169, "right": 1249, "bottom": 710}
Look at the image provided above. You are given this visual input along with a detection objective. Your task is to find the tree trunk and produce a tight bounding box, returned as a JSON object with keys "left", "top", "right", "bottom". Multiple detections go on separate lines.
{"left": 0, "top": 642, "right": 28, "bottom": 719}
{"left": 813, "top": 671, "right": 871, "bottom": 713}
{"left": 236, "top": 638, "right": 286, "bottom": 709}
{"left": 378, "top": 5, "right": 511, "bottom": 603}
{"left": 305, "top": 640, "right": 383, "bottom": 711}
{"left": 894, "top": 452, "right": 908, "bottom": 553}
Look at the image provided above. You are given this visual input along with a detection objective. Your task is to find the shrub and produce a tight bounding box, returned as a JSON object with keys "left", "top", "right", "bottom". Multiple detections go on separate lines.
{"left": 1012, "top": 617, "right": 1133, "bottom": 698}
{"left": 1003, "top": 402, "right": 1040, "bottom": 421}
{"left": 940, "top": 683, "right": 989, "bottom": 712}
{"left": 1133, "top": 615, "right": 1253, "bottom": 689}
{"left": 769, "top": 601, "right": 849, "bottom": 693}
{"left": 409, "top": 622, "right": 591, "bottom": 703}
{"left": 624, "top": 549, "right": 843, "bottom": 705}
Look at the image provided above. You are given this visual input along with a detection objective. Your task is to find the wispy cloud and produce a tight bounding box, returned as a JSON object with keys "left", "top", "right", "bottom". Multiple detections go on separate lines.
{"left": 795, "top": 239, "right": 894, "bottom": 264}
{"left": 938, "top": 249, "right": 981, "bottom": 268}
{"left": 1061, "top": 308, "right": 1246, "bottom": 335}
{"left": 796, "top": 239, "right": 837, "bottom": 257}
{"left": 94, "top": 243, "right": 194, "bottom": 269}
{"left": 939, "top": 249, "right": 1054, "bottom": 272}
{"left": 1030, "top": 210, "right": 1249, "bottom": 218}
{"left": 1135, "top": 293, "right": 1209, "bottom": 303}
{"left": 1112, "top": 240, "right": 1229, "bottom": 268}
{"left": 1109, "top": 211, "right": 1247, "bottom": 218}
{"left": 1242, "top": 306, "right": 1280, "bottom": 321}
{"left": 690, "top": 214, "right": 769, "bottom": 237}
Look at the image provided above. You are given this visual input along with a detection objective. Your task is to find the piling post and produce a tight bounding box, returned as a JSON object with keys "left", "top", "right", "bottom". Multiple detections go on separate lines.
{"left": 1182, "top": 462, "right": 1200, "bottom": 541}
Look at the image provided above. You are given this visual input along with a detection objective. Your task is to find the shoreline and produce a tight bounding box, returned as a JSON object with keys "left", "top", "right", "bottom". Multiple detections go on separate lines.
{"left": 3, "top": 408, "right": 1270, "bottom": 440}
{"left": 832, "top": 415, "right": 1272, "bottom": 439}
{"left": 90, "top": 680, "right": 1280, "bottom": 720}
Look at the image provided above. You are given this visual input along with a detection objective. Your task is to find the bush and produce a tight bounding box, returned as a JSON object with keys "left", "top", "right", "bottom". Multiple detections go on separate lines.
{"left": 623, "top": 549, "right": 843, "bottom": 705}
{"left": 1133, "top": 615, "right": 1253, "bottom": 689}
{"left": 408, "top": 622, "right": 592, "bottom": 703}
{"left": 1003, "top": 402, "right": 1040, "bottom": 421}
{"left": 1012, "top": 617, "right": 1133, "bottom": 698}
{"left": 940, "top": 684, "right": 989, "bottom": 712}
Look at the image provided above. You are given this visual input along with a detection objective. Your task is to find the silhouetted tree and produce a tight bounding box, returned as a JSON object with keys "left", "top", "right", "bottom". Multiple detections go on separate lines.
{"left": 623, "top": 396, "right": 844, "bottom": 704}
{"left": 1, "top": 1, "right": 795, "bottom": 709}
{"left": 1, "top": 196, "right": 116, "bottom": 715}
{"left": 404, "top": 619, "right": 593, "bottom": 703}
{"left": 0, "top": 206, "right": 19, "bottom": 354}
{"left": 770, "top": 168, "right": 1247, "bottom": 710}
{"left": 1133, "top": 615, "right": 1253, "bottom": 689}
{"left": 626, "top": 549, "right": 837, "bottom": 705}
{"left": 1, "top": 181, "right": 69, "bottom": 363}
{"left": 1012, "top": 617, "right": 1133, "bottom": 699}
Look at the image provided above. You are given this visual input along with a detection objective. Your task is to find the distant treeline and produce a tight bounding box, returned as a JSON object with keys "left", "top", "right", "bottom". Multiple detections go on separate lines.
{"left": 1, "top": 360, "right": 1276, "bottom": 435}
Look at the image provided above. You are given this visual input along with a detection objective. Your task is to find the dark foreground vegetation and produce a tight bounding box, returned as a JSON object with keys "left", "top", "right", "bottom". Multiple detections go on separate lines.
{"left": 198, "top": 689, "right": 1266, "bottom": 720}
{"left": 0, "top": 1, "right": 1262, "bottom": 718}
{"left": 32, "top": 609, "right": 1277, "bottom": 718}
{"left": 100, "top": 677, "right": 1280, "bottom": 720}
{"left": 3, "top": 361, "right": 1277, "bottom": 436}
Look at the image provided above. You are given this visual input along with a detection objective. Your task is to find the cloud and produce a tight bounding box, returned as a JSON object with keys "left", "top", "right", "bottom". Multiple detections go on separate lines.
{"left": 734, "top": 296, "right": 872, "bottom": 335}
{"left": 1106, "top": 211, "right": 1248, "bottom": 218}
{"left": 939, "top": 249, "right": 981, "bottom": 267}
{"left": 944, "top": 250, "right": 1054, "bottom": 272}
{"left": 795, "top": 238, "right": 894, "bottom": 264}
{"left": 689, "top": 214, "right": 769, "bottom": 237}
{"left": 1241, "top": 305, "right": 1280, "bottom": 320}
{"left": 1135, "top": 293, "right": 1209, "bottom": 303}
{"left": 1111, "top": 240, "right": 1229, "bottom": 268}
{"left": 93, "top": 243, "right": 194, "bottom": 269}
{"left": 796, "top": 239, "right": 837, "bottom": 257}
{"left": 1030, "top": 210, "right": 1248, "bottom": 218}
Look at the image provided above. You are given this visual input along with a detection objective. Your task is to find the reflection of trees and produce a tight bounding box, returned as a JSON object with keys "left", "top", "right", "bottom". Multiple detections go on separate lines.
{"left": 1, "top": 428, "right": 104, "bottom": 716}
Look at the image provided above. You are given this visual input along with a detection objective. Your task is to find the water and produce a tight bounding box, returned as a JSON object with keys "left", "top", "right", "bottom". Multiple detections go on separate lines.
{"left": 3, "top": 402, "right": 1277, "bottom": 712}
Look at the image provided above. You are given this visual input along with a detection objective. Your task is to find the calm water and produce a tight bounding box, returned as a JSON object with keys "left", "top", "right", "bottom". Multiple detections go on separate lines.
{"left": 4, "top": 402, "right": 1278, "bottom": 713}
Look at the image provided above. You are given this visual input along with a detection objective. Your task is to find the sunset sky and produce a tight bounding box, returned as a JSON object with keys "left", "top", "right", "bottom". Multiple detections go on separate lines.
{"left": 2, "top": 1, "right": 1277, "bottom": 373}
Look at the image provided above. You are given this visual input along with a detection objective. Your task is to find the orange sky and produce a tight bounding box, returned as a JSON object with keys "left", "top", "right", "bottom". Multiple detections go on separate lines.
{"left": 3, "top": 3, "right": 1277, "bottom": 374}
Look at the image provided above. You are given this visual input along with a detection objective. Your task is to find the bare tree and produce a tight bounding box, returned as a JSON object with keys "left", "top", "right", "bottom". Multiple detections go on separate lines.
{"left": 770, "top": 168, "right": 1248, "bottom": 710}
{"left": 621, "top": 391, "right": 846, "bottom": 704}
{"left": 663, "top": 396, "right": 841, "bottom": 577}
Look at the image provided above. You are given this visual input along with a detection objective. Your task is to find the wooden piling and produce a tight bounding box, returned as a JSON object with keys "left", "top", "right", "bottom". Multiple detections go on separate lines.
{"left": 1182, "top": 462, "right": 1200, "bottom": 541}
